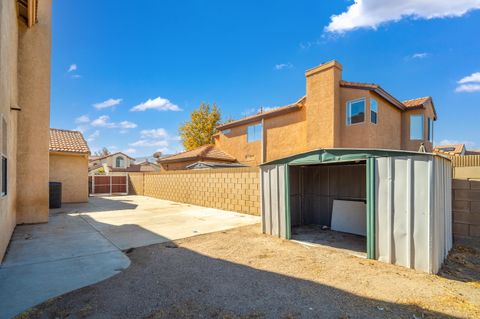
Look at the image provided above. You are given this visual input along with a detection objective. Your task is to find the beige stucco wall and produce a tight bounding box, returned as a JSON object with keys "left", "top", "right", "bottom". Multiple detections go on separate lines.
{"left": 0, "top": 0, "right": 20, "bottom": 262}
{"left": 401, "top": 101, "right": 435, "bottom": 152}
{"left": 16, "top": 0, "right": 52, "bottom": 224}
{"left": 49, "top": 153, "right": 89, "bottom": 203}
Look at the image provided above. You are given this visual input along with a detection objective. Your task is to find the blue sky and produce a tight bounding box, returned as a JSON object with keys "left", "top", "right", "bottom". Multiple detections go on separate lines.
{"left": 50, "top": 0, "right": 480, "bottom": 157}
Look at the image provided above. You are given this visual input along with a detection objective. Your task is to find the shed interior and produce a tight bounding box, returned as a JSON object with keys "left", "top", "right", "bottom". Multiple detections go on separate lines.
{"left": 289, "top": 161, "right": 367, "bottom": 256}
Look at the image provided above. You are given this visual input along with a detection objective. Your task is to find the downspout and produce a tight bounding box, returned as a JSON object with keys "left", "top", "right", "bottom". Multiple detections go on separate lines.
{"left": 261, "top": 118, "right": 265, "bottom": 163}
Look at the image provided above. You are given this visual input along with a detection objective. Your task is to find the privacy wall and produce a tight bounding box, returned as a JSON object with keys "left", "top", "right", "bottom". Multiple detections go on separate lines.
{"left": 128, "top": 168, "right": 260, "bottom": 215}
{"left": 452, "top": 179, "right": 480, "bottom": 238}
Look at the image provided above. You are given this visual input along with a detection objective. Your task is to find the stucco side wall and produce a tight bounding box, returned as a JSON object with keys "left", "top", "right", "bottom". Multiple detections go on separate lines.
{"left": 215, "top": 123, "right": 263, "bottom": 166}
{"left": 338, "top": 88, "right": 402, "bottom": 149}
{"left": 49, "top": 153, "right": 89, "bottom": 203}
{"left": 401, "top": 101, "right": 435, "bottom": 152}
{"left": 0, "top": 0, "right": 19, "bottom": 262}
{"left": 16, "top": 0, "right": 52, "bottom": 224}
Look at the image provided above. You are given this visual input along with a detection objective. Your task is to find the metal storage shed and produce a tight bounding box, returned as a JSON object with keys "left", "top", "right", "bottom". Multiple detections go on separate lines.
{"left": 260, "top": 149, "right": 452, "bottom": 273}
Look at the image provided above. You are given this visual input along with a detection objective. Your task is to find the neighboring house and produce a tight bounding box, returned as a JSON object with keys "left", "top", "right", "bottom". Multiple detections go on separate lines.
{"left": 157, "top": 144, "right": 237, "bottom": 170}
{"left": 0, "top": 0, "right": 52, "bottom": 262}
{"left": 49, "top": 129, "right": 90, "bottom": 203}
{"left": 89, "top": 152, "right": 136, "bottom": 175}
{"left": 214, "top": 60, "right": 437, "bottom": 166}
{"left": 434, "top": 144, "right": 480, "bottom": 156}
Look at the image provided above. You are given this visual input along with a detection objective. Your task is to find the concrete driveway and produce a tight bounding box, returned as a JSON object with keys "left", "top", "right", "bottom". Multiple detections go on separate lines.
{"left": 0, "top": 196, "right": 260, "bottom": 318}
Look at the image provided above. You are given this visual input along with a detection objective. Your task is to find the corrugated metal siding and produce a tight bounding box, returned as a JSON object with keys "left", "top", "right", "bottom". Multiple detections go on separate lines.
{"left": 261, "top": 165, "right": 287, "bottom": 238}
{"left": 375, "top": 155, "right": 452, "bottom": 273}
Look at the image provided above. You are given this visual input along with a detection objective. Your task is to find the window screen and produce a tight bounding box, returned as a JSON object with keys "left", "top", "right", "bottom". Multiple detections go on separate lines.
{"left": 1, "top": 116, "right": 6, "bottom": 196}
{"left": 410, "top": 115, "right": 424, "bottom": 140}
{"left": 347, "top": 99, "right": 365, "bottom": 125}
{"left": 428, "top": 118, "right": 433, "bottom": 143}
{"left": 247, "top": 123, "right": 262, "bottom": 142}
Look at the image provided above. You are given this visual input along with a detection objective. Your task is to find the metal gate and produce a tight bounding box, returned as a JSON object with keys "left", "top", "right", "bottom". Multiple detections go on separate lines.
{"left": 89, "top": 174, "right": 128, "bottom": 195}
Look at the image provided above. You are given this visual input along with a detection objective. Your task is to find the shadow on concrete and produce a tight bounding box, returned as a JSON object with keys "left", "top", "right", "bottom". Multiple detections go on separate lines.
{"left": 50, "top": 196, "right": 139, "bottom": 216}
{"left": 438, "top": 237, "right": 480, "bottom": 284}
{"left": 15, "top": 220, "right": 465, "bottom": 319}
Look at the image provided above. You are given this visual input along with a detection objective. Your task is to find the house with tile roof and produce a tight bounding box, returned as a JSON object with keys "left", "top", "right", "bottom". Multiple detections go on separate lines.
{"left": 214, "top": 60, "right": 437, "bottom": 166}
{"left": 89, "top": 152, "right": 160, "bottom": 175}
{"left": 49, "top": 128, "right": 90, "bottom": 203}
{"left": 434, "top": 144, "right": 480, "bottom": 156}
{"left": 157, "top": 144, "right": 238, "bottom": 170}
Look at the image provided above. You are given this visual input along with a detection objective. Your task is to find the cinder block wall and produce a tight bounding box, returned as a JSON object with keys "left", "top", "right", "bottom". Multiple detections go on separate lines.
{"left": 128, "top": 168, "right": 260, "bottom": 215}
{"left": 452, "top": 179, "right": 480, "bottom": 238}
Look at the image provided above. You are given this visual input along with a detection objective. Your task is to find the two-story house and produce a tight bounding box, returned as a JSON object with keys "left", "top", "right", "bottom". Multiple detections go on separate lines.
{"left": 89, "top": 152, "right": 160, "bottom": 175}
{"left": 214, "top": 60, "right": 437, "bottom": 166}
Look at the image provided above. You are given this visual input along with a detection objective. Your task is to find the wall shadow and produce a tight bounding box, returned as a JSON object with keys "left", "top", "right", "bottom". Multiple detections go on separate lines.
{"left": 16, "top": 217, "right": 468, "bottom": 319}
{"left": 50, "top": 196, "right": 139, "bottom": 215}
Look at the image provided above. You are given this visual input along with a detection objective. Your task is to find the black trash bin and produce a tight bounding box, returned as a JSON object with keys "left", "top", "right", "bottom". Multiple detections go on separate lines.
{"left": 49, "top": 182, "right": 62, "bottom": 209}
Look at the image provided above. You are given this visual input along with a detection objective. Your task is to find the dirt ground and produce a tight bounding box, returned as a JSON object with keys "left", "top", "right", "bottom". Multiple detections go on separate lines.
{"left": 19, "top": 224, "right": 480, "bottom": 319}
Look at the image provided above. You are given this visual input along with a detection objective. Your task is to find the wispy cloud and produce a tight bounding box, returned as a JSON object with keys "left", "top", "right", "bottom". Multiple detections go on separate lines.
{"left": 68, "top": 64, "right": 77, "bottom": 72}
{"left": 325, "top": 0, "right": 480, "bottom": 33}
{"left": 456, "top": 72, "right": 480, "bottom": 92}
{"left": 242, "top": 106, "right": 279, "bottom": 117}
{"left": 90, "top": 115, "right": 137, "bottom": 129}
{"left": 75, "top": 115, "right": 90, "bottom": 124}
{"left": 130, "top": 97, "right": 181, "bottom": 112}
{"left": 123, "top": 148, "right": 136, "bottom": 155}
{"left": 412, "top": 52, "right": 429, "bottom": 59}
{"left": 274, "top": 63, "right": 293, "bottom": 71}
{"left": 93, "top": 98, "right": 123, "bottom": 110}
{"left": 87, "top": 130, "right": 100, "bottom": 142}
{"left": 140, "top": 128, "right": 168, "bottom": 139}
{"left": 129, "top": 140, "right": 169, "bottom": 147}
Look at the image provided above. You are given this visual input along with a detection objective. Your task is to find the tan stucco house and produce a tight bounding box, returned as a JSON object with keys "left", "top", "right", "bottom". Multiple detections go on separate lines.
{"left": 0, "top": 0, "right": 52, "bottom": 262}
{"left": 89, "top": 152, "right": 160, "bottom": 175}
{"left": 214, "top": 60, "right": 437, "bottom": 166}
{"left": 157, "top": 144, "right": 239, "bottom": 170}
{"left": 49, "top": 129, "right": 90, "bottom": 203}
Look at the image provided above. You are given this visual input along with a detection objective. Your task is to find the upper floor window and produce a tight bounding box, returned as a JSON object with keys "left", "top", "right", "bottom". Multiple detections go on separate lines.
{"left": 410, "top": 115, "right": 424, "bottom": 140}
{"left": 428, "top": 118, "right": 434, "bottom": 143}
{"left": 247, "top": 123, "right": 262, "bottom": 142}
{"left": 347, "top": 98, "right": 365, "bottom": 125}
{"left": 370, "top": 99, "right": 378, "bottom": 124}
{"left": 116, "top": 156, "right": 125, "bottom": 168}
{"left": 1, "top": 115, "right": 7, "bottom": 197}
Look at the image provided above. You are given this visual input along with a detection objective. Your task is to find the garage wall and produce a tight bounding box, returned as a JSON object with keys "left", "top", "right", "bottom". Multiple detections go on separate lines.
{"left": 49, "top": 153, "right": 89, "bottom": 203}
{"left": 129, "top": 167, "right": 260, "bottom": 215}
{"left": 289, "top": 163, "right": 366, "bottom": 227}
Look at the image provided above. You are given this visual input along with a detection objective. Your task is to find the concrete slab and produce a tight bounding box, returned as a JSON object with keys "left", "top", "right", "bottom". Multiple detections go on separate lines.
{"left": 0, "top": 195, "right": 260, "bottom": 318}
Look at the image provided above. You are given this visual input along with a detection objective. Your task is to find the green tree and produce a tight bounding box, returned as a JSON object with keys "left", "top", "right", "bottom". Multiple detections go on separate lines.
{"left": 179, "top": 103, "right": 221, "bottom": 151}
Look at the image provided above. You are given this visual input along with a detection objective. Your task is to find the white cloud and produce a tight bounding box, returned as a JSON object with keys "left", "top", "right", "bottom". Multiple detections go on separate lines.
{"left": 93, "top": 98, "right": 123, "bottom": 110}
{"left": 274, "top": 63, "right": 293, "bottom": 70}
{"left": 140, "top": 128, "right": 168, "bottom": 139}
{"left": 130, "top": 97, "right": 181, "bottom": 112}
{"left": 455, "top": 71, "right": 480, "bottom": 92}
{"left": 87, "top": 130, "right": 100, "bottom": 142}
{"left": 129, "top": 140, "right": 168, "bottom": 147}
{"left": 325, "top": 0, "right": 480, "bottom": 33}
{"left": 458, "top": 72, "right": 480, "bottom": 84}
{"left": 68, "top": 64, "right": 77, "bottom": 72}
{"left": 91, "top": 115, "right": 137, "bottom": 129}
{"left": 123, "top": 148, "right": 136, "bottom": 155}
{"left": 74, "top": 125, "right": 89, "bottom": 133}
{"left": 438, "top": 139, "right": 476, "bottom": 147}
{"left": 412, "top": 52, "right": 429, "bottom": 59}
{"left": 75, "top": 115, "right": 90, "bottom": 124}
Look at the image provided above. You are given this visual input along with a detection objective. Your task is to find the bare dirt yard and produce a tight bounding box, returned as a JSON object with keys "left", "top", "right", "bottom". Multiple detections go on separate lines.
{"left": 20, "top": 224, "right": 480, "bottom": 319}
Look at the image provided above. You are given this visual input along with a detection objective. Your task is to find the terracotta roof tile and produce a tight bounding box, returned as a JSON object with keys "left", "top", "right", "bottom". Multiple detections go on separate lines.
{"left": 49, "top": 128, "right": 90, "bottom": 154}
{"left": 402, "top": 96, "right": 432, "bottom": 108}
{"left": 433, "top": 144, "right": 465, "bottom": 156}
{"left": 159, "top": 144, "right": 236, "bottom": 163}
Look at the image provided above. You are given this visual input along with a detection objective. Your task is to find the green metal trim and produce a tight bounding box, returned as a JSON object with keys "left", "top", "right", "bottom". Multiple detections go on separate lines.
{"left": 285, "top": 164, "right": 291, "bottom": 239}
{"left": 366, "top": 157, "right": 376, "bottom": 259}
{"left": 260, "top": 148, "right": 431, "bottom": 166}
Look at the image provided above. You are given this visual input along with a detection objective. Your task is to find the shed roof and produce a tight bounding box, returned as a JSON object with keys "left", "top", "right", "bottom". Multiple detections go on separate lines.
{"left": 158, "top": 144, "right": 236, "bottom": 163}
{"left": 261, "top": 148, "right": 446, "bottom": 166}
{"left": 49, "top": 128, "right": 90, "bottom": 154}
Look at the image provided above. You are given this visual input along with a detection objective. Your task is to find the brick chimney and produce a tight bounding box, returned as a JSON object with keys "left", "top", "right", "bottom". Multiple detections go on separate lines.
{"left": 305, "top": 60, "right": 342, "bottom": 149}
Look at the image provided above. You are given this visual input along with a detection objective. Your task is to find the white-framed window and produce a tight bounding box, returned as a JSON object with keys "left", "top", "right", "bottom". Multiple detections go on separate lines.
{"left": 346, "top": 98, "right": 366, "bottom": 125}
{"left": 247, "top": 123, "right": 262, "bottom": 142}
{"left": 370, "top": 98, "right": 378, "bottom": 124}
{"left": 223, "top": 129, "right": 231, "bottom": 135}
{"left": 410, "top": 115, "right": 424, "bottom": 140}
{"left": 1, "top": 115, "right": 7, "bottom": 197}
{"left": 116, "top": 156, "right": 124, "bottom": 168}
{"left": 428, "top": 118, "right": 434, "bottom": 143}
